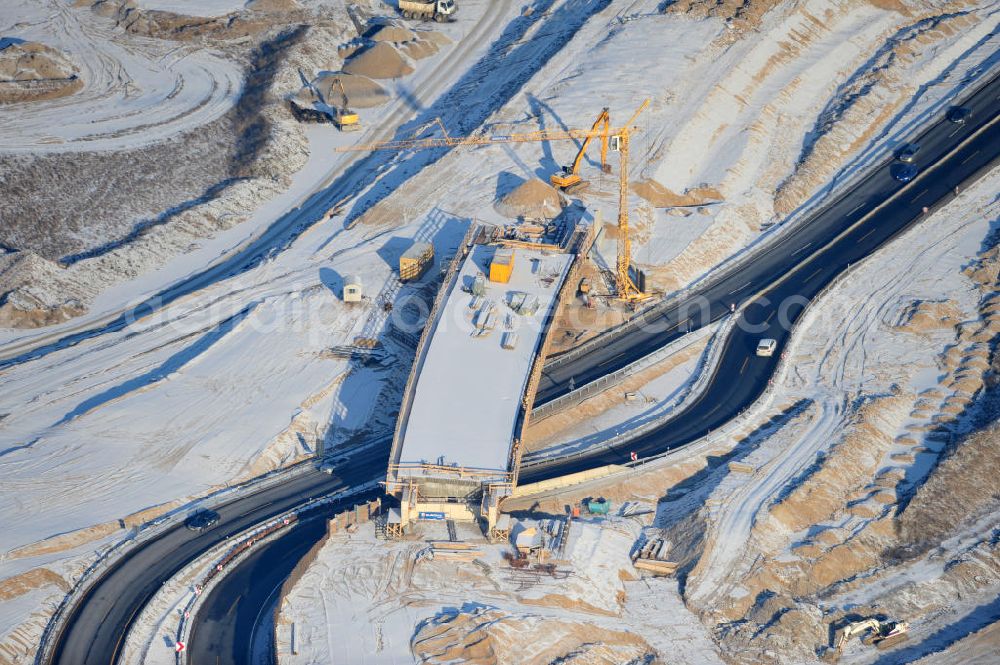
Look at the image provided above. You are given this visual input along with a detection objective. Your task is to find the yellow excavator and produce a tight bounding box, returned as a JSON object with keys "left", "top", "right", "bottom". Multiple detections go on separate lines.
{"left": 335, "top": 99, "right": 650, "bottom": 302}
{"left": 329, "top": 77, "right": 360, "bottom": 132}
{"left": 549, "top": 107, "right": 611, "bottom": 193}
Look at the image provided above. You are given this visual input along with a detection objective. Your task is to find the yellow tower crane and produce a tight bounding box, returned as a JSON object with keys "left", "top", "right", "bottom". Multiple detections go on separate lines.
{"left": 335, "top": 100, "right": 650, "bottom": 300}
{"left": 612, "top": 98, "right": 649, "bottom": 301}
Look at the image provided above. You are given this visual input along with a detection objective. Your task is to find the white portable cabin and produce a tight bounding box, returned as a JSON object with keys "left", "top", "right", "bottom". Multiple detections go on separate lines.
{"left": 343, "top": 274, "right": 363, "bottom": 302}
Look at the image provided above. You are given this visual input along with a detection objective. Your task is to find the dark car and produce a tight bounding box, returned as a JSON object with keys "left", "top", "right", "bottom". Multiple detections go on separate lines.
{"left": 185, "top": 509, "right": 220, "bottom": 531}
{"left": 895, "top": 143, "right": 920, "bottom": 163}
{"left": 890, "top": 162, "right": 918, "bottom": 183}
{"left": 946, "top": 106, "right": 971, "bottom": 125}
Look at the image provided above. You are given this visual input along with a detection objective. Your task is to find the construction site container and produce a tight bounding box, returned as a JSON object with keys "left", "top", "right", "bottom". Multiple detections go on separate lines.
{"left": 400, "top": 242, "right": 434, "bottom": 282}
{"left": 489, "top": 247, "right": 515, "bottom": 283}
{"left": 343, "top": 275, "right": 363, "bottom": 302}
{"left": 501, "top": 331, "right": 519, "bottom": 350}
{"left": 586, "top": 498, "right": 610, "bottom": 515}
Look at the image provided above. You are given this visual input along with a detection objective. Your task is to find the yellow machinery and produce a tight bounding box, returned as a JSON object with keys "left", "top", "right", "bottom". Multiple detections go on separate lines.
{"left": 549, "top": 107, "right": 611, "bottom": 193}
{"left": 336, "top": 100, "right": 651, "bottom": 301}
{"left": 612, "top": 99, "right": 650, "bottom": 301}
{"left": 329, "top": 77, "right": 360, "bottom": 132}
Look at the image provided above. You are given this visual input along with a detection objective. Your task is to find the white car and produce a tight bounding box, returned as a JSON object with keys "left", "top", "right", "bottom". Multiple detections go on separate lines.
{"left": 756, "top": 338, "right": 777, "bottom": 357}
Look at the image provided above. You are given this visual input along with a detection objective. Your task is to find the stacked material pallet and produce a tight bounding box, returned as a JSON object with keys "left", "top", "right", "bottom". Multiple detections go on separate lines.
{"left": 632, "top": 538, "right": 678, "bottom": 576}
{"left": 429, "top": 541, "right": 482, "bottom": 562}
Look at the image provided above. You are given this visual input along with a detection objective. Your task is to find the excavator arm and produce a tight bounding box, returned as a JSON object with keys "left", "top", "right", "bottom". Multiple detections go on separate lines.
{"left": 551, "top": 107, "right": 611, "bottom": 190}
{"left": 330, "top": 76, "right": 360, "bottom": 131}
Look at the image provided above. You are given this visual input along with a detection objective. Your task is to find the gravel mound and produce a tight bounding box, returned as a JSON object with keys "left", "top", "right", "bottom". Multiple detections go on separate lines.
{"left": 495, "top": 177, "right": 562, "bottom": 219}
{"left": 342, "top": 42, "right": 413, "bottom": 79}
{"left": 0, "top": 39, "right": 81, "bottom": 104}
{"left": 368, "top": 24, "right": 415, "bottom": 43}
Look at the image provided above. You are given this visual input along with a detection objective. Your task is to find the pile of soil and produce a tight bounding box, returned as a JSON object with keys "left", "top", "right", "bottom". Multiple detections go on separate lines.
{"left": 313, "top": 72, "right": 389, "bottom": 107}
{"left": 495, "top": 177, "right": 562, "bottom": 219}
{"left": 401, "top": 39, "right": 438, "bottom": 60}
{"left": 342, "top": 42, "right": 413, "bottom": 79}
{"left": 0, "top": 39, "right": 81, "bottom": 104}
{"left": 368, "top": 24, "right": 416, "bottom": 43}
{"left": 245, "top": 0, "right": 300, "bottom": 12}
{"left": 419, "top": 30, "right": 452, "bottom": 46}
{"left": 632, "top": 178, "right": 722, "bottom": 207}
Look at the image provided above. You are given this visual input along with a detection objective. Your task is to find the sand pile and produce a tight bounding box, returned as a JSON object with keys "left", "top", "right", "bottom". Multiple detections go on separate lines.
{"left": 419, "top": 30, "right": 452, "bottom": 46}
{"left": 401, "top": 39, "right": 439, "bottom": 60}
{"left": 891, "top": 298, "right": 963, "bottom": 333}
{"left": 246, "top": 0, "right": 300, "bottom": 12}
{"left": 632, "top": 178, "right": 722, "bottom": 207}
{"left": 411, "top": 607, "right": 656, "bottom": 664}
{"left": 313, "top": 72, "right": 389, "bottom": 107}
{"left": 767, "top": 390, "right": 912, "bottom": 532}
{"left": 0, "top": 39, "right": 81, "bottom": 103}
{"left": 368, "top": 24, "right": 416, "bottom": 43}
{"left": 343, "top": 42, "right": 413, "bottom": 79}
{"left": 495, "top": 177, "right": 562, "bottom": 219}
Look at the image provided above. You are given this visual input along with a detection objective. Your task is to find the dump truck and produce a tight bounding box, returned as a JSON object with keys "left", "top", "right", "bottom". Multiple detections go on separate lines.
{"left": 398, "top": 0, "right": 456, "bottom": 22}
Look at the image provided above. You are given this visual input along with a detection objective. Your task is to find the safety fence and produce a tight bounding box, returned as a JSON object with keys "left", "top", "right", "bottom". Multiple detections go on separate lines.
{"left": 530, "top": 321, "right": 716, "bottom": 423}
{"left": 544, "top": 67, "right": 1000, "bottom": 376}
{"left": 387, "top": 223, "right": 485, "bottom": 486}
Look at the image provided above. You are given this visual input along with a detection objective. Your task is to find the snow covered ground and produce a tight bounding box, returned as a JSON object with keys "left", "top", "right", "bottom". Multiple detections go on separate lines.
{"left": 1, "top": 0, "right": 999, "bottom": 661}
{"left": 135, "top": 0, "right": 249, "bottom": 16}
{"left": 275, "top": 516, "right": 724, "bottom": 664}
{"left": 0, "top": 0, "right": 243, "bottom": 153}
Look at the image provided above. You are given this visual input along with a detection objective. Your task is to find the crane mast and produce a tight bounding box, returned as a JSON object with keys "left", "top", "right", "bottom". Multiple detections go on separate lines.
{"left": 337, "top": 99, "right": 651, "bottom": 301}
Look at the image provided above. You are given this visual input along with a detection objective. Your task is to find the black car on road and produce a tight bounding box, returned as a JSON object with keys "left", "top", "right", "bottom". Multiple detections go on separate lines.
{"left": 185, "top": 509, "right": 220, "bottom": 531}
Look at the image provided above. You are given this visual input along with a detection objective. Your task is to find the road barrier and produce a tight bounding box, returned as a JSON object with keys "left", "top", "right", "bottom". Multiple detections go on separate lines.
{"left": 387, "top": 223, "right": 484, "bottom": 482}
{"left": 530, "top": 321, "right": 715, "bottom": 423}
{"left": 543, "top": 66, "right": 1000, "bottom": 379}
{"left": 174, "top": 484, "right": 381, "bottom": 664}
{"left": 522, "top": 315, "right": 735, "bottom": 468}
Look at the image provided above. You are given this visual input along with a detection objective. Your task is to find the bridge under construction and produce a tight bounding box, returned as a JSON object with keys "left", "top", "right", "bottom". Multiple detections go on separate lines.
{"left": 385, "top": 222, "right": 588, "bottom": 538}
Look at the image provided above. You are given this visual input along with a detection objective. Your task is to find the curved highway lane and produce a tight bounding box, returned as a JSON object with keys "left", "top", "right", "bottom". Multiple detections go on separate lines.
{"left": 186, "top": 85, "right": 1000, "bottom": 665}
{"left": 523, "top": 92, "right": 1000, "bottom": 479}
{"left": 46, "top": 73, "right": 999, "bottom": 665}
{"left": 534, "top": 72, "right": 1000, "bottom": 405}
{"left": 46, "top": 449, "right": 386, "bottom": 665}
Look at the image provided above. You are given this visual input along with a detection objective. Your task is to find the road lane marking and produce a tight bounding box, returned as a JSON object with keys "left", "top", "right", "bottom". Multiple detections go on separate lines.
{"left": 962, "top": 149, "right": 981, "bottom": 165}
{"left": 764, "top": 310, "right": 776, "bottom": 324}
{"left": 791, "top": 242, "right": 812, "bottom": 256}
{"left": 727, "top": 281, "right": 750, "bottom": 295}
{"left": 803, "top": 267, "right": 822, "bottom": 283}
{"left": 740, "top": 357, "right": 749, "bottom": 375}
{"left": 598, "top": 354, "right": 623, "bottom": 368}
{"left": 910, "top": 189, "right": 928, "bottom": 203}
{"left": 856, "top": 228, "right": 876, "bottom": 243}
{"left": 849, "top": 202, "right": 865, "bottom": 215}
{"left": 949, "top": 127, "right": 962, "bottom": 138}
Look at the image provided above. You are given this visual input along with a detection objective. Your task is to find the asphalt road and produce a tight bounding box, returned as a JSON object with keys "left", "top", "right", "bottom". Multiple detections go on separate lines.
{"left": 46, "top": 447, "right": 386, "bottom": 665}
{"left": 46, "top": 70, "right": 999, "bottom": 665}
{"left": 522, "top": 82, "right": 1000, "bottom": 479}
{"left": 533, "top": 71, "right": 1000, "bottom": 405}
{"left": 182, "top": 84, "right": 1000, "bottom": 664}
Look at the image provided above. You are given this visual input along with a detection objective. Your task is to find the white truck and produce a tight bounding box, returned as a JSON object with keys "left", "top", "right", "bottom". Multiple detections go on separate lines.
{"left": 398, "top": 0, "right": 456, "bottom": 22}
